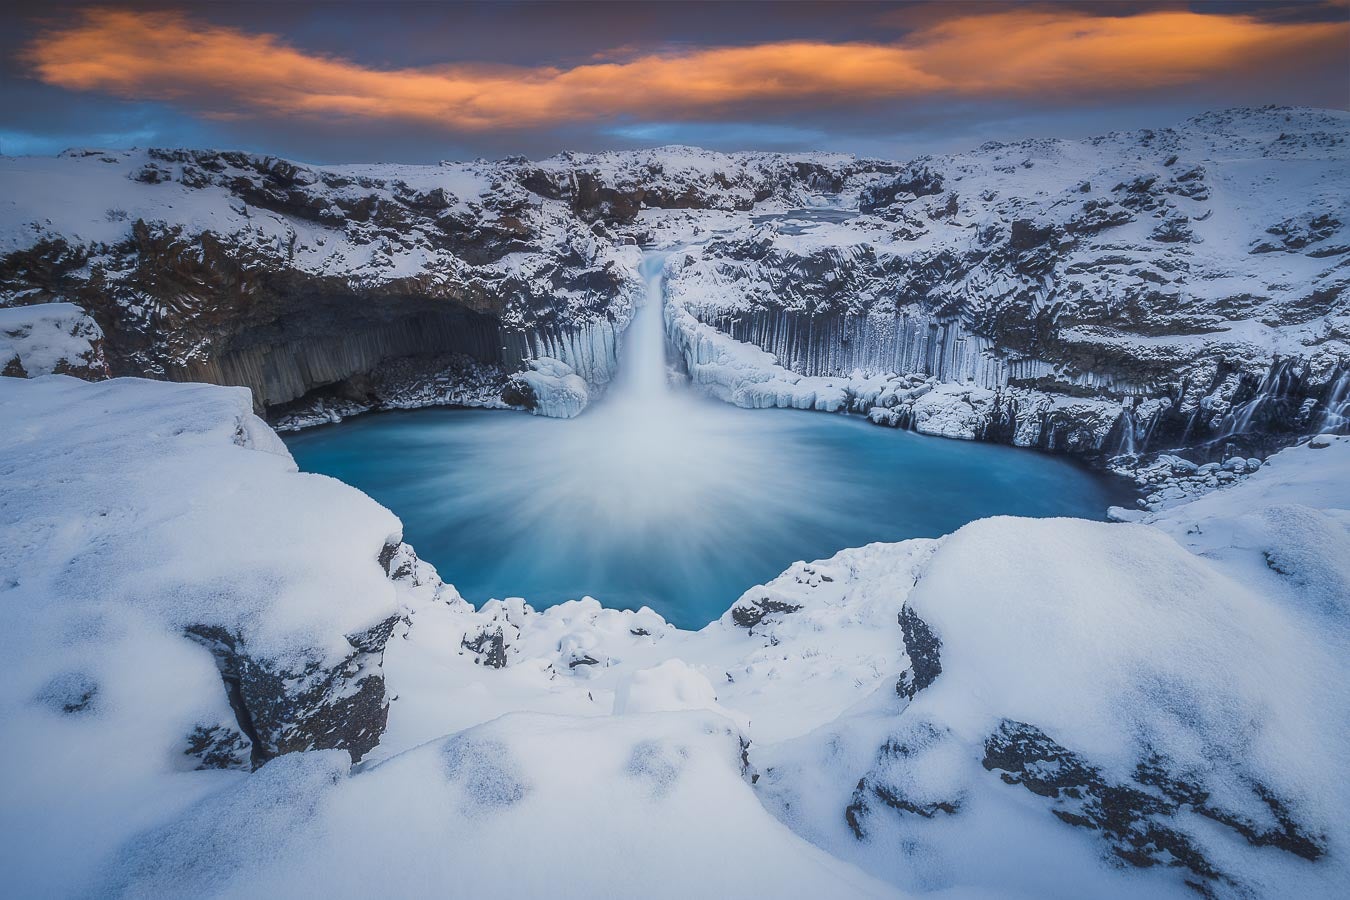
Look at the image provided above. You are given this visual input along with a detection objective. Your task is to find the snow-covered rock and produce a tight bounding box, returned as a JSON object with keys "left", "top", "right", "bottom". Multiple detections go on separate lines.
{"left": 0, "top": 146, "right": 883, "bottom": 421}
{"left": 0, "top": 375, "right": 450, "bottom": 774}
{"left": 0, "top": 301, "right": 107, "bottom": 379}
{"left": 507, "top": 356, "right": 591, "bottom": 418}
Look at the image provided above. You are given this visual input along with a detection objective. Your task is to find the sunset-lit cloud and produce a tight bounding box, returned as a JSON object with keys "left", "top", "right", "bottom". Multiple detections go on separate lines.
{"left": 18, "top": 7, "right": 1349, "bottom": 131}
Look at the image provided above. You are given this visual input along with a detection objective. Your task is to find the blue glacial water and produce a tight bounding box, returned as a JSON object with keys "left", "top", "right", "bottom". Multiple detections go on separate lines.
{"left": 283, "top": 254, "right": 1128, "bottom": 629}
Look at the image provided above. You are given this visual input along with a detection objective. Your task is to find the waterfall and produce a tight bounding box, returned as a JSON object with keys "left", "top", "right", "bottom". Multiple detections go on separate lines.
{"left": 607, "top": 252, "right": 674, "bottom": 405}
{"left": 1209, "top": 360, "right": 1296, "bottom": 442}
{"left": 1322, "top": 367, "right": 1350, "bottom": 433}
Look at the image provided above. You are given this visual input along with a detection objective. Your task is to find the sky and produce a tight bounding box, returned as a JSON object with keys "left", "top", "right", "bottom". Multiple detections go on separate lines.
{"left": 2, "top": 1, "right": 1347, "bottom": 163}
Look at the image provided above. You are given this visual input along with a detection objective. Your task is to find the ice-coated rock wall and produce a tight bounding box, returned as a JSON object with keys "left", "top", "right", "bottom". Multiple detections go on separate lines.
{"left": 501, "top": 317, "right": 624, "bottom": 389}
{"left": 699, "top": 308, "right": 1010, "bottom": 388}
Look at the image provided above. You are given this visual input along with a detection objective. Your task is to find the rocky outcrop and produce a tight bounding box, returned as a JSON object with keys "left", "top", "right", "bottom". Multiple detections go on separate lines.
{"left": 0, "top": 302, "right": 108, "bottom": 379}
{"left": 983, "top": 720, "right": 1324, "bottom": 890}
{"left": 185, "top": 614, "right": 398, "bottom": 768}
{"left": 894, "top": 605, "right": 941, "bottom": 700}
{"left": 519, "top": 147, "right": 897, "bottom": 225}
{"left": 729, "top": 594, "right": 803, "bottom": 630}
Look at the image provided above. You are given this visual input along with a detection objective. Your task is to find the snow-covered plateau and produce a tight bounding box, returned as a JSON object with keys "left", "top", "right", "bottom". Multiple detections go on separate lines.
{"left": 1, "top": 106, "right": 1348, "bottom": 898}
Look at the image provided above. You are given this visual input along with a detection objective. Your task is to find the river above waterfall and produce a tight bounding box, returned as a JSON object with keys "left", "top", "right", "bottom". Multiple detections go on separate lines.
{"left": 283, "top": 253, "right": 1128, "bottom": 628}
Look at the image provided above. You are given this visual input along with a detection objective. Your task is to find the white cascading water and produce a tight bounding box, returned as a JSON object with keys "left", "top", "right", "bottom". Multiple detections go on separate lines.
{"left": 522, "top": 252, "right": 825, "bottom": 532}
{"left": 412, "top": 252, "right": 846, "bottom": 619}
{"left": 609, "top": 252, "right": 677, "bottom": 402}
{"left": 1322, "top": 368, "right": 1350, "bottom": 433}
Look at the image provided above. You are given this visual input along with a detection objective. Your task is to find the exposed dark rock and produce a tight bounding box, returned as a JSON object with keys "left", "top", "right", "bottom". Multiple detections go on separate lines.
{"left": 1008, "top": 219, "right": 1057, "bottom": 251}
{"left": 184, "top": 723, "right": 252, "bottom": 770}
{"left": 461, "top": 627, "right": 509, "bottom": 669}
{"left": 730, "top": 595, "right": 803, "bottom": 629}
{"left": 981, "top": 720, "right": 1325, "bottom": 892}
{"left": 185, "top": 615, "right": 398, "bottom": 768}
{"left": 860, "top": 163, "right": 946, "bottom": 211}
{"left": 845, "top": 722, "right": 964, "bottom": 839}
{"left": 895, "top": 605, "right": 942, "bottom": 699}
{"left": 1250, "top": 213, "right": 1342, "bottom": 254}
{"left": 1150, "top": 216, "right": 1196, "bottom": 244}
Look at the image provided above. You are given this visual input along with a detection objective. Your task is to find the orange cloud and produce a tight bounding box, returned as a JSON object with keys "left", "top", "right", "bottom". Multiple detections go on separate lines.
{"left": 18, "top": 7, "right": 1348, "bottom": 130}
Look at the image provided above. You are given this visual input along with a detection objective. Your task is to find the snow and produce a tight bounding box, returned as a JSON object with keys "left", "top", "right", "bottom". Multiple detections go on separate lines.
{"left": 2, "top": 107, "right": 1349, "bottom": 897}
{"left": 94, "top": 714, "right": 901, "bottom": 899}
{"left": 2, "top": 372, "right": 1348, "bottom": 897}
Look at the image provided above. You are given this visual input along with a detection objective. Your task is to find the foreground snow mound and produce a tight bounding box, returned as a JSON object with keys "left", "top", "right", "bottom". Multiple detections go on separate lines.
{"left": 760, "top": 507, "right": 1348, "bottom": 898}
{"left": 0, "top": 375, "right": 467, "bottom": 892}
{"left": 1147, "top": 433, "right": 1350, "bottom": 620}
{"left": 94, "top": 712, "right": 899, "bottom": 899}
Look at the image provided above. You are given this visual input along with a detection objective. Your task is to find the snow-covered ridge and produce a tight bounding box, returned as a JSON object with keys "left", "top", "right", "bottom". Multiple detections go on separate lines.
{"left": 0, "top": 144, "right": 885, "bottom": 420}
{"left": 3, "top": 372, "right": 1346, "bottom": 897}
{"left": 657, "top": 107, "right": 1349, "bottom": 457}
{"left": 0, "top": 107, "right": 1342, "bottom": 454}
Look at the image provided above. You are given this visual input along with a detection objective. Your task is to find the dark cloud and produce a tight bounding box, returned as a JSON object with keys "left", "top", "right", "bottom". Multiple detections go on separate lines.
{"left": 2, "top": 1, "right": 1346, "bottom": 163}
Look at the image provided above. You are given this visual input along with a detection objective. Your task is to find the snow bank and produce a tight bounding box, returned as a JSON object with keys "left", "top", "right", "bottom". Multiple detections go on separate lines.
{"left": 0, "top": 375, "right": 431, "bottom": 892}
{"left": 758, "top": 503, "right": 1349, "bottom": 896}
{"left": 94, "top": 712, "right": 899, "bottom": 899}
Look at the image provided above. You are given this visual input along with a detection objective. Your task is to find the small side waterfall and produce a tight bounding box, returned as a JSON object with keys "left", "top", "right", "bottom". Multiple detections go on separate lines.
{"left": 1321, "top": 367, "right": 1350, "bottom": 433}
{"left": 1210, "top": 360, "right": 1298, "bottom": 442}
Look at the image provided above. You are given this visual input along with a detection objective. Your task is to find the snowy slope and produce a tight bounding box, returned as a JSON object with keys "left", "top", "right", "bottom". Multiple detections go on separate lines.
{"left": 3, "top": 374, "right": 1347, "bottom": 898}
